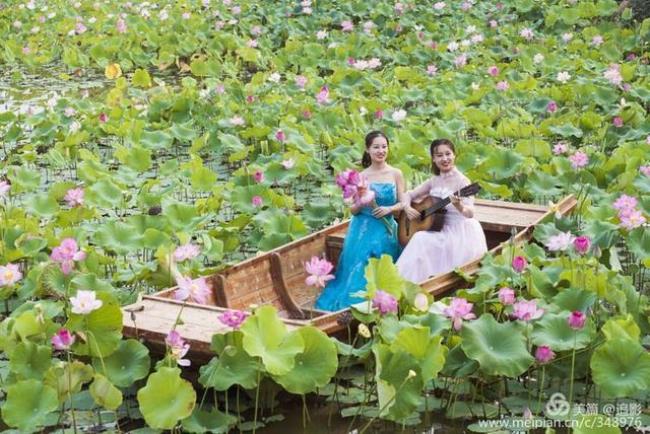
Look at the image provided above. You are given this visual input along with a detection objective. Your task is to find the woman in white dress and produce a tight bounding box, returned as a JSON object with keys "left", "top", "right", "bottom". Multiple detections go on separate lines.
{"left": 396, "top": 139, "right": 487, "bottom": 283}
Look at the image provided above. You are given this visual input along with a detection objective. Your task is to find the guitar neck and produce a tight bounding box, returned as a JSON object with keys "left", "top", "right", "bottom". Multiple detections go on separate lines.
{"left": 422, "top": 197, "right": 451, "bottom": 218}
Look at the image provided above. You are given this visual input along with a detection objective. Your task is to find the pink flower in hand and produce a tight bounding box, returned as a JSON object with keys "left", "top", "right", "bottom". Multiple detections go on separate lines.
{"left": 174, "top": 276, "right": 211, "bottom": 304}
{"left": 52, "top": 329, "right": 75, "bottom": 350}
{"left": 0, "top": 263, "right": 22, "bottom": 286}
{"left": 512, "top": 256, "right": 527, "bottom": 273}
{"left": 573, "top": 236, "right": 591, "bottom": 255}
{"left": 304, "top": 256, "right": 334, "bottom": 288}
{"left": 64, "top": 187, "right": 84, "bottom": 207}
{"left": 443, "top": 297, "right": 476, "bottom": 330}
{"left": 567, "top": 310, "right": 586, "bottom": 330}
{"left": 498, "top": 287, "right": 515, "bottom": 305}
{"left": 512, "top": 299, "right": 544, "bottom": 322}
{"left": 165, "top": 330, "right": 190, "bottom": 367}
{"left": 535, "top": 345, "right": 555, "bottom": 364}
{"left": 70, "top": 290, "right": 103, "bottom": 315}
{"left": 372, "top": 290, "right": 398, "bottom": 315}
{"left": 218, "top": 309, "right": 249, "bottom": 329}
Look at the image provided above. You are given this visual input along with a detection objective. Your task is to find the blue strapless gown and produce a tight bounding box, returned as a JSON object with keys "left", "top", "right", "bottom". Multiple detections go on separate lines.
{"left": 315, "top": 183, "right": 400, "bottom": 311}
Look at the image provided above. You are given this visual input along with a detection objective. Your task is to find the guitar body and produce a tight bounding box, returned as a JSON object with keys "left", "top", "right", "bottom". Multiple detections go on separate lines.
{"left": 397, "top": 196, "right": 447, "bottom": 247}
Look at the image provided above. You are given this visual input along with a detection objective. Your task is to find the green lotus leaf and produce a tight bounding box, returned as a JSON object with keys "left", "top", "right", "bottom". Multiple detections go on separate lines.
{"left": 373, "top": 343, "right": 423, "bottom": 421}
{"left": 9, "top": 341, "right": 52, "bottom": 380}
{"left": 189, "top": 162, "right": 218, "bottom": 192}
{"left": 256, "top": 212, "right": 309, "bottom": 251}
{"left": 8, "top": 165, "right": 40, "bottom": 192}
{"left": 231, "top": 185, "right": 269, "bottom": 214}
{"left": 137, "top": 367, "right": 196, "bottom": 429}
{"left": 90, "top": 373, "right": 123, "bottom": 410}
{"left": 551, "top": 288, "right": 597, "bottom": 313}
{"left": 114, "top": 145, "right": 152, "bottom": 172}
{"left": 43, "top": 360, "right": 94, "bottom": 402}
{"left": 480, "top": 149, "right": 524, "bottom": 179}
{"left": 163, "top": 202, "right": 207, "bottom": 232}
{"left": 549, "top": 124, "right": 584, "bottom": 138}
{"left": 590, "top": 338, "right": 650, "bottom": 397}
{"left": 273, "top": 327, "right": 338, "bottom": 394}
{"left": 132, "top": 68, "right": 152, "bottom": 88}
{"left": 364, "top": 254, "right": 405, "bottom": 299}
{"left": 402, "top": 313, "right": 450, "bottom": 337}
{"left": 12, "top": 309, "right": 57, "bottom": 342}
{"left": 441, "top": 344, "right": 479, "bottom": 378}
{"left": 66, "top": 291, "right": 122, "bottom": 358}
{"left": 531, "top": 312, "right": 595, "bottom": 351}
{"left": 93, "top": 339, "right": 150, "bottom": 388}
{"left": 170, "top": 122, "right": 198, "bottom": 142}
{"left": 601, "top": 315, "right": 641, "bottom": 342}
{"left": 139, "top": 130, "right": 173, "bottom": 150}
{"left": 627, "top": 226, "right": 649, "bottom": 264}
{"left": 181, "top": 408, "right": 238, "bottom": 434}
{"left": 514, "top": 139, "right": 551, "bottom": 159}
{"left": 461, "top": 314, "right": 534, "bottom": 377}
{"left": 240, "top": 305, "right": 304, "bottom": 376}
{"left": 526, "top": 171, "right": 563, "bottom": 198}
{"left": 25, "top": 193, "right": 59, "bottom": 217}
{"left": 390, "top": 327, "right": 447, "bottom": 383}
{"left": 200, "top": 331, "right": 261, "bottom": 390}
{"left": 85, "top": 178, "right": 124, "bottom": 208}
{"left": 0, "top": 379, "right": 59, "bottom": 432}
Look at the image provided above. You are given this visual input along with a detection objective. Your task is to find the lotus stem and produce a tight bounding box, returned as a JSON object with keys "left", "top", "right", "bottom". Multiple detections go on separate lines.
{"left": 66, "top": 351, "right": 78, "bottom": 434}
{"left": 536, "top": 366, "right": 546, "bottom": 415}
{"left": 568, "top": 332, "right": 577, "bottom": 418}
{"left": 358, "top": 375, "right": 413, "bottom": 434}
{"left": 252, "top": 370, "right": 261, "bottom": 434}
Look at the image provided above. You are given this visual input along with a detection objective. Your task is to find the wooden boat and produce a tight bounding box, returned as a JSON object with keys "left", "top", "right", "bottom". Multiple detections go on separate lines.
{"left": 122, "top": 195, "right": 576, "bottom": 356}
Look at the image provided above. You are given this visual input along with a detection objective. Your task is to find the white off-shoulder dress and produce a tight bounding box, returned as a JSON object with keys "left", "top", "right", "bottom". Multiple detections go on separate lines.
{"left": 396, "top": 168, "right": 487, "bottom": 283}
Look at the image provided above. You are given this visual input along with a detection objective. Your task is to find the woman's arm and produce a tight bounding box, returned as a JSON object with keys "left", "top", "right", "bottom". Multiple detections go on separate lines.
{"left": 401, "top": 178, "right": 432, "bottom": 220}
{"left": 391, "top": 169, "right": 406, "bottom": 215}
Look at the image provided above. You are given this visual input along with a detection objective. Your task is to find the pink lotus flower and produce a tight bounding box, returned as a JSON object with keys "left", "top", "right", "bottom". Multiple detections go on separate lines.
{"left": 487, "top": 65, "right": 499, "bottom": 76}
{"left": 454, "top": 54, "right": 468, "bottom": 68}
{"left": 519, "top": 28, "right": 534, "bottom": 40}
{"left": 374, "top": 109, "right": 384, "bottom": 119}
{"left": 304, "top": 256, "right": 334, "bottom": 288}
{"left": 427, "top": 64, "right": 438, "bottom": 76}
{"left": 295, "top": 75, "right": 307, "bottom": 89}
{"left": 0, "top": 263, "right": 22, "bottom": 286}
{"left": 603, "top": 64, "right": 623, "bottom": 86}
{"left": 316, "top": 86, "right": 330, "bottom": 105}
{"left": 591, "top": 35, "right": 604, "bottom": 47}
{"left": 64, "top": 187, "right": 84, "bottom": 207}
{"left": 640, "top": 165, "right": 650, "bottom": 177}
{"left": 567, "top": 311, "right": 586, "bottom": 330}
{"left": 512, "top": 256, "right": 527, "bottom": 273}
{"left": 414, "top": 293, "right": 429, "bottom": 311}
{"left": 230, "top": 115, "right": 245, "bottom": 126}
{"left": 218, "top": 309, "right": 249, "bottom": 329}
{"left": 275, "top": 130, "right": 286, "bottom": 143}
{"left": 498, "top": 287, "right": 515, "bottom": 305}
{"left": 512, "top": 299, "right": 544, "bottom": 322}
{"left": 22, "top": 46, "right": 31, "bottom": 55}
{"left": 98, "top": 112, "right": 108, "bottom": 123}
{"left": 165, "top": 330, "right": 190, "bottom": 367}
{"left": 573, "top": 236, "right": 591, "bottom": 255}
{"left": 568, "top": 151, "right": 589, "bottom": 169}
{"left": 246, "top": 95, "right": 255, "bottom": 104}
{"left": 496, "top": 81, "right": 509, "bottom": 91}
{"left": 52, "top": 329, "right": 75, "bottom": 350}
{"left": 553, "top": 142, "right": 568, "bottom": 155}
{"left": 253, "top": 170, "right": 264, "bottom": 183}
{"left": 613, "top": 194, "right": 638, "bottom": 212}
{"left": 51, "top": 238, "right": 86, "bottom": 275}
{"left": 444, "top": 297, "right": 476, "bottom": 330}
{"left": 0, "top": 180, "right": 10, "bottom": 197}
{"left": 252, "top": 196, "right": 263, "bottom": 207}
{"left": 535, "top": 345, "right": 555, "bottom": 364}
{"left": 302, "top": 110, "right": 312, "bottom": 119}
{"left": 174, "top": 276, "right": 211, "bottom": 304}
{"left": 546, "top": 231, "right": 574, "bottom": 252}
{"left": 116, "top": 18, "right": 127, "bottom": 33}
{"left": 174, "top": 243, "right": 200, "bottom": 262}
{"left": 75, "top": 22, "right": 87, "bottom": 34}
{"left": 547, "top": 100, "right": 558, "bottom": 113}
{"left": 612, "top": 116, "right": 623, "bottom": 128}
{"left": 341, "top": 20, "right": 353, "bottom": 32}
{"left": 619, "top": 209, "right": 646, "bottom": 230}
{"left": 281, "top": 158, "right": 295, "bottom": 169}
{"left": 70, "top": 290, "right": 103, "bottom": 315}
{"left": 372, "top": 290, "right": 398, "bottom": 315}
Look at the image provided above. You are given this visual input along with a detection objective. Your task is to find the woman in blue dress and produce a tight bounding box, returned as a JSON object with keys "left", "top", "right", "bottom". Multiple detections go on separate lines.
{"left": 316, "top": 131, "right": 406, "bottom": 311}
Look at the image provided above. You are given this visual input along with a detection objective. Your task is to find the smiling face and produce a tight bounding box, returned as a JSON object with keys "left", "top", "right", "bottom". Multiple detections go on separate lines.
{"left": 367, "top": 135, "right": 389, "bottom": 164}
{"left": 432, "top": 143, "right": 456, "bottom": 173}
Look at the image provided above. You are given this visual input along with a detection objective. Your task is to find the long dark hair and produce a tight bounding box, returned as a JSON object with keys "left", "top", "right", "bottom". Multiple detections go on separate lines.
{"left": 361, "top": 130, "right": 389, "bottom": 168}
{"left": 430, "top": 138, "right": 456, "bottom": 175}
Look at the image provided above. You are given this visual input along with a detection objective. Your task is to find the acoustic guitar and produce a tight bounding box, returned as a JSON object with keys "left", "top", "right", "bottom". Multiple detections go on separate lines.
{"left": 397, "top": 182, "right": 481, "bottom": 247}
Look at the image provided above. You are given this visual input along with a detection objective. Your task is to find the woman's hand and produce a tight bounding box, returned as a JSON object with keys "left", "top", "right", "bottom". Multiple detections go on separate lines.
{"left": 372, "top": 206, "right": 393, "bottom": 218}
{"left": 404, "top": 205, "right": 421, "bottom": 221}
